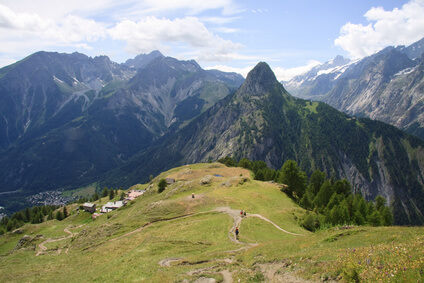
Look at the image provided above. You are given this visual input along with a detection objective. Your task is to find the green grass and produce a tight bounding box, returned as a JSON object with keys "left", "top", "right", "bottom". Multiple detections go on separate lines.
{"left": 0, "top": 163, "right": 423, "bottom": 282}
{"left": 304, "top": 101, "right": 319, "bottom": 114}
{"left": 62, "top": 183, "right": 98, "bottom": 198}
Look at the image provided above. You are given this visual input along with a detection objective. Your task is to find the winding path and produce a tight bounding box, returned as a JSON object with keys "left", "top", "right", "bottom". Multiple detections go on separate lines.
{"left": 214, "top": 206, "right": 304, "bottom": 241}
{"left": 248, "top": 213, "right": 304, "bottom": 236}
{"left": 155, "top": 206, "right": 303, "bottom": 282}
{"left": 36, "top": 225, "right": 84, "bottom": 256}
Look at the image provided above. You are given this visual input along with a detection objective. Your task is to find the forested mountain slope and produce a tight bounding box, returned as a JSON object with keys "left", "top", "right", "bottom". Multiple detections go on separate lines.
{"left": 108, "top": 62, "right": 424, "bottom": 225}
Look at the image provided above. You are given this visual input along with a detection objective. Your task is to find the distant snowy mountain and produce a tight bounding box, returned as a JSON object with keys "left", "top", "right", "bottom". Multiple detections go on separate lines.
{"left": 284, "top": 55, "right": 352, "bottom": 96}
{"left": 284, "top": 37, "right": 424, "bottom": 139}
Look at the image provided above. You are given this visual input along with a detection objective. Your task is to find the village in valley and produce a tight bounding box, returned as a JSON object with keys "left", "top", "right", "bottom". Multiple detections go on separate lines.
{"left": 28, "top": 190, "right": 77, "bottom": 207}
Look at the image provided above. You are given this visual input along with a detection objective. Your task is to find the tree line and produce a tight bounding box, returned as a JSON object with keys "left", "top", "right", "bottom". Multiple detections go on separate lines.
{"left": 218, "top": 157, "right": 393, "bottom": 231}
{"left": 74, "top": 187, "right": 125, "bottom": 203}
{"left": 0, "top": 205, "right": 69, "bottom": 235}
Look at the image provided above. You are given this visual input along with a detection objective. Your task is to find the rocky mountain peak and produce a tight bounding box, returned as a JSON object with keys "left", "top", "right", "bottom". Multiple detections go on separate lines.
{"left": 123, "top": 50, "right": 164, "bottom": 69}
{"left": 238, "top": 62, "right": 279, "bottom": 95}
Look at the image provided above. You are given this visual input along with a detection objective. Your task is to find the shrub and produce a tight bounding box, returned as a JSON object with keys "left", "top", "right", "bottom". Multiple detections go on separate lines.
{"left": 158, "top": 179, "right": 167, "bottom": 193}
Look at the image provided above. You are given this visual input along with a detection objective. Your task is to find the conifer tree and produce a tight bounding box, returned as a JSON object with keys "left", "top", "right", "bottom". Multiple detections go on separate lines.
{"left": 339, "top": 200, "right": 350, "bottom": 224}
{"left": 299, "top": 193, "right": 313, "bottom": 210}
{"left": 109, "top": 189, "right": 115, "bottom": 200}
{"left": 25, "top": 207, "right": 31, "bottom": 222}
{"left": 92, "top": 192, "right": 100, "bottom": 201}
{"left": 238, "top": 157, "right": 252, "bottom": 169}
{"left": 313, "top": 181, "right": 334, "bottom": 210}
{"left": 102, "top": 187, "right": 109, "bottom": 198}
{"left": 374, "top": 195, "right": 386, "bottom": 211}
{"left": 353, "top": 210, "right": 365, "bottom": 225}
{"left": 369, "top": 210, "right": 382, "bottom": 226}
{"left": 279, "top": 160, "right": 307, "bottom": 199}
{"left": 63, "top": 206, "right": 68, "bottom": 218}
{"left": 47, "top": 211, "right": 54, "bottom": 221}
{"left": 56, "top": 210, "right": 64, "bottom": 221}
{"left": 308, "top": 170, "right": 326, "bottom": 196}
{"left": 380, "top": 206, "right": 394, "bottom": 226}
{"left": 158, "top": 179, "right": 167, "bottom": 193}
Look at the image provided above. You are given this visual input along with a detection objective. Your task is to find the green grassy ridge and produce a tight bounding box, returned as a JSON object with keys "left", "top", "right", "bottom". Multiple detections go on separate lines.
{"left": 0, "top": 163, "right": 423, "bottom": 282}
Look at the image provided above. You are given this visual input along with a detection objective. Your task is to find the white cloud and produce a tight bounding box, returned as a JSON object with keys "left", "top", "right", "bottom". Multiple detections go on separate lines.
{"left": 273, "top": 60, "right": 321, "bottom": 82}
{"left": 335, "top": 0, "right": 424, "bottom": 58}
{"left": 0, "top": 0, "right": 250, "bottom": 69}
{"left": 204, "top": 64, "right": 253, "bottom": 78}
{"left": 109, "top": 16, "right": 243, "bottom": 56}
{"left": 205, "top": 60, "right": 321, "bottom": 82}
{"left": 0, "top": 4, "right": 53, "bottom": 30}
{"left": 0, "top": 4, "right": 106, "bottom": 43}
{"left": 139, "top": 0, "right": 240, "bottom": 16}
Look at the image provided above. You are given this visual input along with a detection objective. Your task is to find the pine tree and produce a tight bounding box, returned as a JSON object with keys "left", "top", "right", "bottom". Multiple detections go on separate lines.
{"left": 330, "top": 205, "right": 342, "bottom": 225}
{"left": 120, "top": 192, "right": 126, "bottom": 200}
{"left": 93, "top": 192, "right": 100, "bottom": 201}
{"left": 353, "top": 210, "right": 365, "bottom": 225}
{"left": 334, "top": 179, "right": 351, "bottom": 196}
{"left": 56, "top": 210, "right": 64, "bottom": 221}
{"left": 368, "top": 211, "right": 382, "bottom": 226}
{"left": 42, "top": 205, "right": 49, "bottom": 216}
{"left": 109, "top": 189, "right": 115, "bottom": 200}
{"left": 380, "top": 206, "right": 394, "bottom": 226}
{"left": 238, "top": 157, "right": 252, "bottom": 169}
{"left": 25, "top": 207, "right": 31, "bottom": 223}
{"left": 6, "top": 219, "right": 14, "bottom": 231}
{"left": 308, "top": 170, "right": 326, "bottom": 196}
{"left": 326, "top": 192, "right": 339, "bottom": 211}
{"left": 299, "top": 193, "right": 313, "bottom": 210}
{"left": 102, "top": 187, "right": 109, "bottom": 198}
{"left": 63, "top": 206, "right": 68, "bottom": 218}
{"left": 339, "top": 199, "right": 350, "bottom": 224}
{"left": 313, "top": 181, "right": 334, "bottom": 210}
{"left": 374, "top": 195, "right": 386, "bottom": 211}
{"left": 279, "top": 160, "right": 307, "bottom": 199}
{"left": 158, "top": 179, "right": 167, "bottom": 193}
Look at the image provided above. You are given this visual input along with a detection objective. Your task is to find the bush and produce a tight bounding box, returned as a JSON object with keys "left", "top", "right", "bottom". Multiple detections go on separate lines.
{"left": 158, "top": 179, "right": 167, "bottom": 193}
{"left": 301, "top": 212, "right": 320, "bottom": 232}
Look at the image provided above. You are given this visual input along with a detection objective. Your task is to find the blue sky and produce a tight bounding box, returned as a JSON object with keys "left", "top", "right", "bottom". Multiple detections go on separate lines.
{"left": 0, "top": 0, "right": 423, "bottom": 80}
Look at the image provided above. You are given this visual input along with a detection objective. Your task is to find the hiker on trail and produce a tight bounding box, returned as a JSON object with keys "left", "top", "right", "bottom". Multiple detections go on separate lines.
{"left": 235, "top": 227, "right": 239, "bottom": 238}
{"left": 243, "top": 210, "right": 246, "bottom": 217}
{"left": 191, "top": 193, "right": 195, "bottom": 198}
{"left": 240, "top": 210, "right": 243, "bottom": 216}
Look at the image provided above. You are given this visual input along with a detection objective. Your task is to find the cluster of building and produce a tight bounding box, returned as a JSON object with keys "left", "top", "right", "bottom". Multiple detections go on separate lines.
{"left": 82, "top": 189, "right": 146, "bottom": 216}
{"left": 27, "top": 190, "right": 76, "bottom": 206}
{"left": 0, "top": 206, "right": 6, "bottom": 221}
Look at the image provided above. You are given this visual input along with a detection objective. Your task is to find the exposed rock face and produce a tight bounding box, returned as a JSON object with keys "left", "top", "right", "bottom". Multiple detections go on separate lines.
{"left": 285, "top": 37, "right": 424, "bottom": 139}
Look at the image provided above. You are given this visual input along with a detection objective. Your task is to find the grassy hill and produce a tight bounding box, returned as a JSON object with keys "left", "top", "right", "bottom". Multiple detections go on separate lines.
{"left": 0, "top": 163, "right": 423, "bottom": 282}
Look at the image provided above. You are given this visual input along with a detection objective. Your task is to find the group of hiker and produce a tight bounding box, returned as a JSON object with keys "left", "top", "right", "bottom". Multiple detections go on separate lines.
{"left": 235, "top": 210, "right": 247, "bottom": 239}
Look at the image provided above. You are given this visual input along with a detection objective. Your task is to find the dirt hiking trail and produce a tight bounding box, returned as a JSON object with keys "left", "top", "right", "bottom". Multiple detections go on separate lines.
{"left": 36, "top": 225, "right": 84, "bottom": 256}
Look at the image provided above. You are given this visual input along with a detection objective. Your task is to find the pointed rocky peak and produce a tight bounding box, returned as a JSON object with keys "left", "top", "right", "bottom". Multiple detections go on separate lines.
{"left": 238, "top": 62, "right": 280, "bottom": 95}
{"left": 246, "top": 62, "right": 277, "bottom": 84}
{"left": 123, "top": 50, "right": 165, "bottom": 69}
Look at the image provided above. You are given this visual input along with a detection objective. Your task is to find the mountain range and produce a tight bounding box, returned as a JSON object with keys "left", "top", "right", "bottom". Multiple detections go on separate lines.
{"left": 0, "top": 51, "right": 243, "bottom": 212}
{"left": 1, "top": 50, "right": 424, "bottom": 225}
{"left": 285, "top": 37, "right": 424, "bottom": 140}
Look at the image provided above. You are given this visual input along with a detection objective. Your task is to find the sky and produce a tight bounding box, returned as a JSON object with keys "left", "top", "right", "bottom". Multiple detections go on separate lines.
{"left": 1, "top": 0, "right": 424, "bottom": 81}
